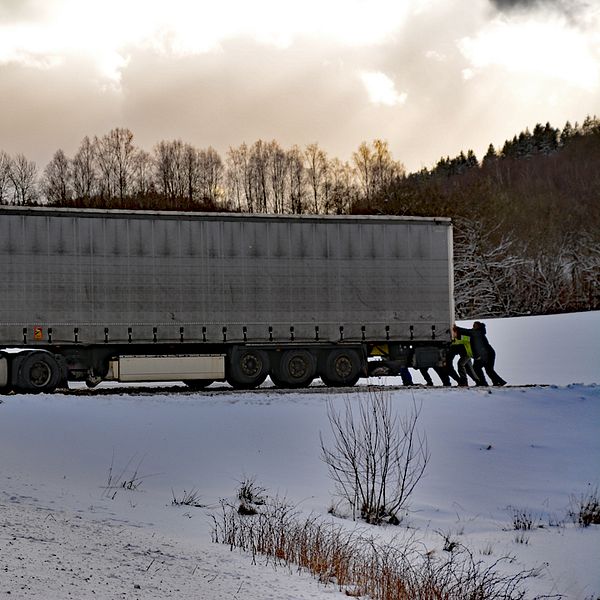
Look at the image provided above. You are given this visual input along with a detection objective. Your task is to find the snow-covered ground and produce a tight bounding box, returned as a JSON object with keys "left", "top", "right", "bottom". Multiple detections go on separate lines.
{"left": 0, "top": 311, "right": 599, "bottom": 599}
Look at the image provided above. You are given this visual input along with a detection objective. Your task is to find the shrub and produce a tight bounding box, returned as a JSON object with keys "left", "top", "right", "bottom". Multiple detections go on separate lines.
{"left": 510, "top": 508, "right": 535, "bottom": 531}
{"left": 236, "top": 476, "right": 267, "bottom": 515}
{"left": 320, "top": 389, "right": 429, "bottom": 525}
{"left": 569, "top": 486, "right": 600, "bottom": 527}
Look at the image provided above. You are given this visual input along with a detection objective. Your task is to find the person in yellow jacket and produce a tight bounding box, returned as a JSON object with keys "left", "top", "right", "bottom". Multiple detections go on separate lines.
{"left": 448, "top": 326, "right": 481, "bottom": 386}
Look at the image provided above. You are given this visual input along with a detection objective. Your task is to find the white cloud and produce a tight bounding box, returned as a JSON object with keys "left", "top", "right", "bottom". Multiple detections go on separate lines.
{"left": 360, "top": 71, "right": 408, "bottom": 106}
{"left": 459, "top": 14, "right": 600, "bottom": 91}
{"left": 0, "top": 0, "right": 425, "bottom": 82}
{"left": 425, "top": 49, "right": 447, "bottom": 62}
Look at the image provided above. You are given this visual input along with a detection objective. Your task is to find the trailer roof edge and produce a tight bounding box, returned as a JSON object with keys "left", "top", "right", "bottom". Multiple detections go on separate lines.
{"left": 0, "top": 205, "right": 452, "bottom": 225}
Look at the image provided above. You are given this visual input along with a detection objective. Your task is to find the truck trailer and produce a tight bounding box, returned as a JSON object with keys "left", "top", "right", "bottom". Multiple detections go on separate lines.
{"left": 0, "top": 207, "right": 453, "bottom": 393}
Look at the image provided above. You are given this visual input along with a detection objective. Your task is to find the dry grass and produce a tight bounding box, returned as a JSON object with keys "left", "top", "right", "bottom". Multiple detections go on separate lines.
{"left": 102, "top": 452, "right": 149, "bottom": 500}
{"left": 212, "top": 497, "right": 545, "bottom": 600}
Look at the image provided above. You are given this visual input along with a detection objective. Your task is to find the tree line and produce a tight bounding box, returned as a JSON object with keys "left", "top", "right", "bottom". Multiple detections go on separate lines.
{"left": 1, "top": 117, "right": 598, "bottom": 318}
{"left": 0, "top": 132, "right": 402, "bottom": 215}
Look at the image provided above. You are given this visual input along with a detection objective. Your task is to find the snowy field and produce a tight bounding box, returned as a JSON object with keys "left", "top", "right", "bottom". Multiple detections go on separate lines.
{"left": 0, "top": 311, "right": 599, "bottom": 599}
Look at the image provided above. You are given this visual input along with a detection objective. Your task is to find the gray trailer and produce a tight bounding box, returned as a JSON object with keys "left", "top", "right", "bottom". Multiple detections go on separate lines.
{"left": 0, "top": 206, "right": 453, "bottom": 392}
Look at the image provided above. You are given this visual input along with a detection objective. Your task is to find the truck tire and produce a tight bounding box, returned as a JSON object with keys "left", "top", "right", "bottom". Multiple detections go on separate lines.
{"left": 226, "top": 348, "right": 269, "bottom": 389}
{"left": 321, "top": 348, "right": 362, "bottom": 387}
{"left": 274, "top": 349, "right": 316, "bottom": 388}
{"left": 16, "top": 352, "right": 62, "bottom": 393}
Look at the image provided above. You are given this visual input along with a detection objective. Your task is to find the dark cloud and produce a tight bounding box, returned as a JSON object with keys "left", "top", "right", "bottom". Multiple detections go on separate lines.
{"left": 120, "top": 40, "right": 368, "bottom": 159}
{"left": 490, "top": 0, "right": 559, "bottom": 8}
{"left": 488, "top": 0, "right": 589, "bottom": 19}
{"left": 0, "top": 58, "right": 121, "bottom": 167}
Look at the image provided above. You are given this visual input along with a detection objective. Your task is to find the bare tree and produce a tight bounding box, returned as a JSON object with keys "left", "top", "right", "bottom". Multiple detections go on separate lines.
{"left": 522, "top": 233, "right": 600, "bottom": 315}
{"left": 454, "top": 218, "right": 529, "bottom": 318}
{"left": 268, "top": 140, "right": 288, "bottom": 213}
{"left": 153, "top": 140, "right": 171, "bottom": 199}
{"left": 571, "top": 232, "right": 600, "bottom": 310}
{"left": 353, "top": 140, "right": 404, "bottom": 208}
{"left": 305, "top": 143, "right": 327, "bottom": 214}
{"left": 94, "top": 128, "right": 137, "bottom": 203}
{"left": 321, "top": 390, "right": 429, "bottom": 525}
{"left": 72, "top": 136, "right": 96, "bottom": 201}
{"left": 94, "top": 133, "right": 117, "bottom": 201}
{"left": 353, "top": 141, "right": 374, "bottom": 205}
{"left": 0, "top": 150, "right": 12, "bottom": 204}
{"left": 225, "top": 145, "right": 245, "bottom": 211}
{"left": 153, "top": 139, "right": 187, "bottom": 202}
{"left": 327, "top": 158, "right": 356, "bottom": 214}
{"left": 182, "top": 143, "right": 200, "bottom": 202}
{"left": 43, "top": 149, "right": 72, "bottom": 204}
{"left": 198, "top": 146, "right": 223, "bottom": 205}
{"left": 371, "top": 139, "right": 404, "bottom": 193}
{"left": 132, "top": 149, "right": 154, "bottom": 197}
{"left": 250, "top": 140, "right": 270, "bottom": 213}
{"left": 287, "top": 145, "right": 306, "bottom": 214}
{"left": 231, "top": 142, "right": 257, "bottom": 213}
{"left": 9, "top": 154, "right": 38, "bottom": 205}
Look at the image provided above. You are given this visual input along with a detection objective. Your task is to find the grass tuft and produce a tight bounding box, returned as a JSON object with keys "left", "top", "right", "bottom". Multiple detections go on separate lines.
{"left": 171, "top": 488, "right": 205, "bottom": 507}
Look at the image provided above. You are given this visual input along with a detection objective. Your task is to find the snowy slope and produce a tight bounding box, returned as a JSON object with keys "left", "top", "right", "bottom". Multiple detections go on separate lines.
{"left": 0, "top": 311, "right": 599, "bottom": 599}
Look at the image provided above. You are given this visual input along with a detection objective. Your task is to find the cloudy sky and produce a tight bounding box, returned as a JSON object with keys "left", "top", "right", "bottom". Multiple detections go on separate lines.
{"left": 1, "top": 0, "right": 599, "bottom": 172}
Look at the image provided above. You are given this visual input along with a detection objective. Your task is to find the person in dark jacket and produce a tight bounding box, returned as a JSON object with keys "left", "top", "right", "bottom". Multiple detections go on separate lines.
{"left": 453, "top": 322, "right": 506, "bottom": 386}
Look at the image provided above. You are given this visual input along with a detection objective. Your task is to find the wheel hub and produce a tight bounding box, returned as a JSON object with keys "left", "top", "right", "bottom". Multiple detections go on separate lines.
{"left": 29, "top": 361, "right": 52, "bottom": 388}
{"left": 241, "top": 354, "right": 262, "bottom": 377}
{"left": 288, "top": 356, "right": 308, "bottom": 379}
{"left": 334, "top": 356, "right": 353, "bottom": 379}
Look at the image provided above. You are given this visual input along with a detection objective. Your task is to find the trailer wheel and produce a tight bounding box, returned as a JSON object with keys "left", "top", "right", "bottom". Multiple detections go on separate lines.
{"left": 16, "top": 352, "right": 62, "bottom": 393}
{"left": 226, "top": 348, "right": 269, "bottom": 389}
{"left": 183, "top": 379, "right": 214, "bottom": 390}
{"left": 274, "top": 349, "right": 316, "bottom": 388}
{"left": 321, "top": 349, "right": 362, "bottom": 387}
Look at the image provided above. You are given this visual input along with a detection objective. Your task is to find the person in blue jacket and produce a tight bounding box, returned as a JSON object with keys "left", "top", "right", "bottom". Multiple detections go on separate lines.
{"left": 454, "top": 322, "right": 506, "bottom": 386}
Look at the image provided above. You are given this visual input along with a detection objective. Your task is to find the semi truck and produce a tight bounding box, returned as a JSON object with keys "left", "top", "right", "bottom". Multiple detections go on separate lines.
{"left": 0, "top": 206, "right": 454, "bottom": 393}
